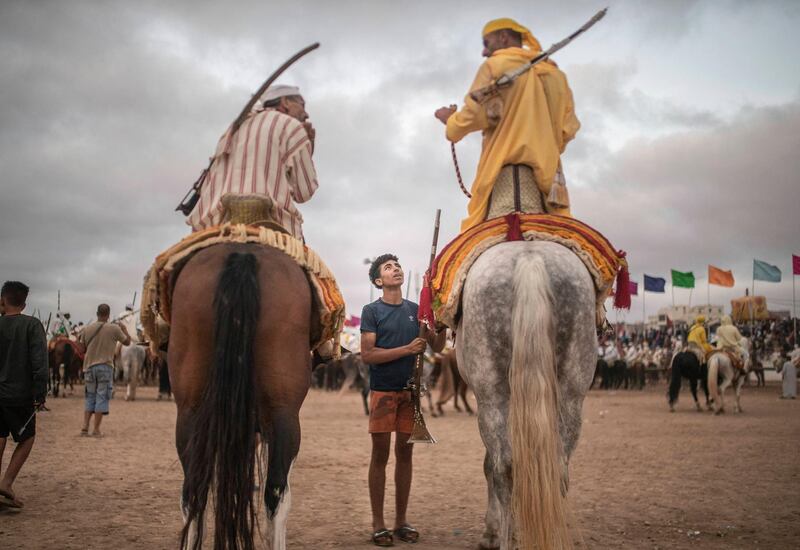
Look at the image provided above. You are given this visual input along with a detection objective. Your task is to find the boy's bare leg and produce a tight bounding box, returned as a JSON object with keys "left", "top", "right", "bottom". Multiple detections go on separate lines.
{"left": 369, "top": 433, "right": 391, "bottom": 533}
{"left": 394, "top": 432, "right": 413, "bottom": 529}
{"left": 0, "top": 436, "right": 35, "bottom": 505}
{"left": 0, "top": 436, "right": 6, "bottom": 476}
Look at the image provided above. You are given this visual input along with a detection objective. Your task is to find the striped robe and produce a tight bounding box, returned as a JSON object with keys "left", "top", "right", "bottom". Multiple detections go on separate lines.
{"left": 187, "top": 109, "right": 318, "bottom": 239}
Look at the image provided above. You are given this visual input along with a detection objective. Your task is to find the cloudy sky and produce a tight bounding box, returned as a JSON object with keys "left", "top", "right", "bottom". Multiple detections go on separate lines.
{"left": 1, "top": 0, "right": 799, "bottom": 326}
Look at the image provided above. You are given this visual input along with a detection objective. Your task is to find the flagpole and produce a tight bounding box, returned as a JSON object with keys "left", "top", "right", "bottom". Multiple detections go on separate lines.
{"left": 671, "top": 284, "right": 675, "bottom": 308}
{"left": 793, "top": 272, "right": 796, "bottom": 342}
{"left": 642, "top": 275, "right": 646, "bottom": 327}
{"left": 688, "top": 288, "right": 693, "bottom": 308}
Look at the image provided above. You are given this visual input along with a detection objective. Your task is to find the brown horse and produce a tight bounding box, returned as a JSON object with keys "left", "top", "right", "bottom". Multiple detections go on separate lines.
{"left": 168, "top": 243, "right": 315, "bottom": 550}
{"left": 48, "top": 338, "right": 83, "bottom": 397}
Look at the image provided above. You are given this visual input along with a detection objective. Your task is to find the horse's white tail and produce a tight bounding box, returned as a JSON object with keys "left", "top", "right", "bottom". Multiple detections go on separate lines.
{"left": 708, "top": 355, "right": 720, "bottom": 404}
{"left": 509, "top": 254, "right": 571, "bottom": 550}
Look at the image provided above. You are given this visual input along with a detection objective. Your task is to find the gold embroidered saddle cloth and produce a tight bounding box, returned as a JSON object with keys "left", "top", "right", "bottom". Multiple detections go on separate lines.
{"left": 426, "top": 213, "right": 630, "bottom": 328}
{"left": 140, "top": 223, "right": 345, "bottom": 353}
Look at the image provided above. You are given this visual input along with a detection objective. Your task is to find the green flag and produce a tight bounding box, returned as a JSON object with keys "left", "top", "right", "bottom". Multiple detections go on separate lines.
{"left": 671, "top": 269, "right": 695, "bottom": 289}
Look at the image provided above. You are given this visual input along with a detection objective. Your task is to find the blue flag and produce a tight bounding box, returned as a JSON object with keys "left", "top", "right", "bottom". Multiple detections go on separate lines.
{"left": 643, "top": 274, "right": 666, "bottom": 293}
{"left": 753, "top": 259, "right": 781, "bottom": 283}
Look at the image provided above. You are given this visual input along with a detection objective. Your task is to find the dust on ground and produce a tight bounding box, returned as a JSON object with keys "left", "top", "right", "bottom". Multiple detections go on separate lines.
{"left": 1, "top": 382, "right": 798, "bottom": 549}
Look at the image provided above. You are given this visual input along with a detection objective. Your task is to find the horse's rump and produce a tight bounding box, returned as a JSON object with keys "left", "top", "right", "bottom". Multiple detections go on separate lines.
{"left": 140, "top": 222, "right": 345, "bottom": 354}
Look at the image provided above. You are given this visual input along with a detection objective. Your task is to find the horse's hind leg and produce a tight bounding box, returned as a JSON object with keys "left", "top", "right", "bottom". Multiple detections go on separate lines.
{"left": 689, "top": 376, "right": 702, "bottom": 411}
{"left": 176, "top": 411, "right": 203, "bottom": 548}
{"left": 262, "top": 409, "right": 301, "bottom": 550}
{"left": 476, "top": 405, "right": 511, "bottom": 550}
{"left": 667, "top": 364, "right": 681, "bottom": 411}
{"left": 734, "top": 375, "right": 745, "bottom": 413}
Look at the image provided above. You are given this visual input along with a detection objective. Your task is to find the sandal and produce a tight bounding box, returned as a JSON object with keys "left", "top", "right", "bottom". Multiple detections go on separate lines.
{"left": 371, "top": 528, "right": 394, "bottom": 547}
{"left": 394, "top": 525, "right": 419, "bottom": 543}
{"left": 80, "top": 428, "right": 89, "bottom": 437}
{"left": 0, "top": 489, "right": 23, "bottom": 509}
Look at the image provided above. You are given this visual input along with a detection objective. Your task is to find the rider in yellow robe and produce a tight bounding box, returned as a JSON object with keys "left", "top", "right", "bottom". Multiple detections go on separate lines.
{"left": 687, "top": 316, "right": 713, "bottom": 355}
{"left": 436, "top": 18, "right": 580, "bottom": 232}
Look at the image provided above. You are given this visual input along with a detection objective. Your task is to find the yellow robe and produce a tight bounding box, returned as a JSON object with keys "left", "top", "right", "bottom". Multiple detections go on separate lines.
{"left": 687, "top": 323, "right": 713, "bottom": 354}
{"left": 446, "top": 47, "right": 580, "bottom": 232}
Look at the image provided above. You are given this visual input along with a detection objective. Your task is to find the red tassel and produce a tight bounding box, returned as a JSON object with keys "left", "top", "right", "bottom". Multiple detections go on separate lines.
{"left": 614, "top": 252, "right": 631, "bottom": 310}
{"left": 505, "top": 213, "right": 523, "bottom": 241}
{"left": 418, "top": 279, "right": 435, "bottom": 329}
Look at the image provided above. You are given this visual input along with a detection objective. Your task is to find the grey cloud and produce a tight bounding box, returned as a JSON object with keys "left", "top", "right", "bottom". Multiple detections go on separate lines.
{"left": 1, "top": 1, "right": 798, "bottom": 324}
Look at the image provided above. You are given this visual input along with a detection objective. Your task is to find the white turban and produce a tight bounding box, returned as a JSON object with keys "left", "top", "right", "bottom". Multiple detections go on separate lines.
{"left": 260, "top": 84, "right": 301, "bottom": 104}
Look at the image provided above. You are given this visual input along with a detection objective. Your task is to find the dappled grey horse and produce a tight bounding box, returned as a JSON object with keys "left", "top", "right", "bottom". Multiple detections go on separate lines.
{"left": 456, "top": 241, "right": 596, "bottom": 550}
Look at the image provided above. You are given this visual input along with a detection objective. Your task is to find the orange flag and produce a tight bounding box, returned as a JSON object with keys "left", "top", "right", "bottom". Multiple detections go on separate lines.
{"left": 708, "top": 265, "right": 735, "bottom": 287}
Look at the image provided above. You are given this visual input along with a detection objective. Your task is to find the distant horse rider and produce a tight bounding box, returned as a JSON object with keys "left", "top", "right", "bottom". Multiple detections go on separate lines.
{"left": 435, "top": 18, "right": 581, "bottom": 231}
{"left": 186, "top": 84, "right": 319, "bottom": 240}
{"left": 687, "top": 315, "right": 713, "bottom": 363}
{"left": 715, "top": 315, "right": 745, "bottom": 369}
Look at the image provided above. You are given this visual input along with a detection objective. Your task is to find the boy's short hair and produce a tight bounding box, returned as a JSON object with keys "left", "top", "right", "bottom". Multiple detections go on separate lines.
{"left": 1, "top": 281, "right": 29, "bottom": 307}
{"left": 97, "top": 303, "right": 111, "bottom": 317}
{"left": 369, "top": 254, "right": 399, "bottom": 288}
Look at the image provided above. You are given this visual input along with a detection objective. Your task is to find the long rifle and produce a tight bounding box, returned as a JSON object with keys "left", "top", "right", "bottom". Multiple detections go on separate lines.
{"left": 407, "top": 209, "right": 442, "bottom": 444}
{"left": 175, "top": 42, "right": 321, "bottom": 216}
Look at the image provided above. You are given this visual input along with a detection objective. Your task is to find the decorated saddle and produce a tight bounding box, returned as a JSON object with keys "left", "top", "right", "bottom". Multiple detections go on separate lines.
{"left": 140, "top": 223, "right": 345, "bottom": 354}
{"left": 423, "top": 213, "right": 630, "bottom": 328}
{"left": 48, "top": 337, "right": 86, "bottom": 361}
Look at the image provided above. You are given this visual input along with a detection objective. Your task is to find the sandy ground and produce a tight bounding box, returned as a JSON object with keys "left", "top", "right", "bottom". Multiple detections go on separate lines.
{"left": 1, "top": 381, "right": 798, "bottom": 549}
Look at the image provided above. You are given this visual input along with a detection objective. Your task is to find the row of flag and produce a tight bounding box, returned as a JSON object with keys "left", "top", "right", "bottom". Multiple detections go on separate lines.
{"left": 627, "top": 256, "right": 800, "bottom": 296}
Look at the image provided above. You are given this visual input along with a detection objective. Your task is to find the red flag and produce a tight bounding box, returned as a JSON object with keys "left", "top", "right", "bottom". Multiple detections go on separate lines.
{"left": 628, "top": 281, "right": 638, "bottom": 296}
{"left": 793, "top": 254, "right": 800, "bottom": 276}
{"left": 344, "top": 314, "right": 361, "bottom": 328}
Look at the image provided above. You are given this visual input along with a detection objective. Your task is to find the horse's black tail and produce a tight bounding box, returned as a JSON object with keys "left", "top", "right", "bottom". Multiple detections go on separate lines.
{"left": 180, "top": 252, "right": 260, "bottom": 550}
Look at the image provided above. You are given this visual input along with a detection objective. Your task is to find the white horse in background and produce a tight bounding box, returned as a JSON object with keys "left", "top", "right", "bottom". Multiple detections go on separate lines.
{"left": 708, "top": 338, "right": 751, "bottom": 414}
{"left": 116, "top": 308, "right": 147, "bottom": 401}
{"left": 457, "top": 241, "right": 597, "bottom": 550}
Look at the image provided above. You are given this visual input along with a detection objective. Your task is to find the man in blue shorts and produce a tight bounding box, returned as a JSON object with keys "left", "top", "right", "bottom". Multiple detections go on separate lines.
{"left": 0, "top": 281, "right": 48, "bottom": 509}
{"left": 79, "top": 304, "right": 130, "bottom": 437}
{"left": 361, "top": 254, "right": 445, "bottom": 546}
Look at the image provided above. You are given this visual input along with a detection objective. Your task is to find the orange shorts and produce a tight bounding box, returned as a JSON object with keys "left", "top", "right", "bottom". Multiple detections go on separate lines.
{"left": 368, "top": 390, "right": 414, "bottom": 434}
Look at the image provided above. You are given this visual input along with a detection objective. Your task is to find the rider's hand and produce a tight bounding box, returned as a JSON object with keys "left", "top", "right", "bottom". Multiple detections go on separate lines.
{"left": 303, "top": 121, "right": 316, "bottom": 142}
{"left": 33, "top": 393, "right": 46, "bottom": 408}
{"left": 406, "top": 338, "right": 427, "bottom": 355}
{"left": 434, "top": 105, "right": 457, "bottom": 124}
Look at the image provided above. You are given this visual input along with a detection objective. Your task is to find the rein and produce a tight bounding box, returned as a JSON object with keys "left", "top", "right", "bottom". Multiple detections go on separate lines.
{"left": 450, "top": 142, "right": 472, "bottom": 199}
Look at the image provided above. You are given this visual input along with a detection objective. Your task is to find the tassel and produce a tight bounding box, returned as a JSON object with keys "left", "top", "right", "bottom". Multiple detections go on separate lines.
{"left": 546, "top": 180, "right": 570, "bottom": 209}
{"left": 504, "top": 213, "right": 523, "bottom": 241}
{"left": 614, "top": 252, "right": 631, "bottom": 310}
{"left": 418, "top": 273, "right": 435, "bottom": 329}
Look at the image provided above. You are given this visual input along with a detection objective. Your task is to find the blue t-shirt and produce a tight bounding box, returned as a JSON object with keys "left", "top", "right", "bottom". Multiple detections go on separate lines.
{"left": 360, "top": 299, "right": 419, "bottom": 391}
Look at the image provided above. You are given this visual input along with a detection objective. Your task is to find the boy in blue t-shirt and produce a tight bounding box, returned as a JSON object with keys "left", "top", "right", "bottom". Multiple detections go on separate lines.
{"left": 360, "top": 254, "right": 445, "bottom": 546}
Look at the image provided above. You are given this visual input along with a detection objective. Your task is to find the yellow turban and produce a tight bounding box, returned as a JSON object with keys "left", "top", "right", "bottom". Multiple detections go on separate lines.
{"left": 482, "top": 18, "right": 542, "bottom": 51}
{"left": 695, "top": 315, "right": 706, "bottom": 324}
